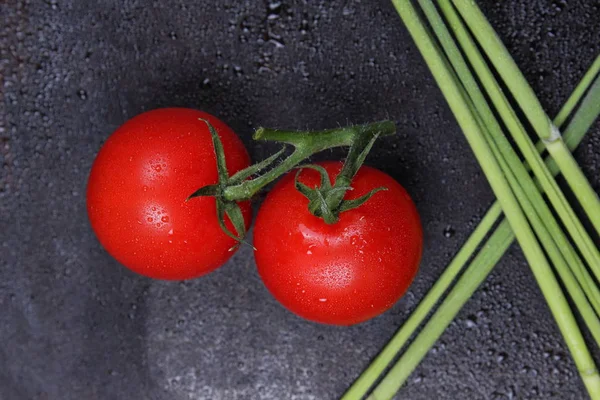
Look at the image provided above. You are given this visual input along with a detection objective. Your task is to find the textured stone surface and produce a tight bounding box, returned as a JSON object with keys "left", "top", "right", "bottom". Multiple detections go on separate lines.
{"left": 1, "top": 0, "right": 599, "bottom": 399}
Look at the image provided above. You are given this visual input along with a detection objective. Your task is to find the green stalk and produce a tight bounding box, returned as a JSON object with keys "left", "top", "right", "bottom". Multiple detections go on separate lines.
{"left": 438, "top": 0, "right": 600, "bottom": 283}
{"left": 419, "top": 0, "right": 600, "bottom": 315}
{"left": 222, "top": 121, "right": 395, "bottom": 201}
{"left": 369, "top": 1, "right": 600, "bottom": 398}
{"left": 451, "top": 0, "right": 600, "bottom": 235}
{"left": 549, "top": 55, "right": 600, "bottom": 138}
{"left": 369, "top": 115, "right": 600, "bottom": 397}
{"left": 343, "top": 54, "right": 600, "bottom": 400}
{"left": 474, "top": 111, "right": 600, "bottom": 348}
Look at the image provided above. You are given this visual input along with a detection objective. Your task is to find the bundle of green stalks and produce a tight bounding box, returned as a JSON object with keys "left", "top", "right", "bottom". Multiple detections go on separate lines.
{"left": 342, "top": 1, "right": 600, "bottom": 399}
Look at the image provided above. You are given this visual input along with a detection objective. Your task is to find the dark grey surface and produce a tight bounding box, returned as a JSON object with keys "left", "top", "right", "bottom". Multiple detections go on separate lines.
{"left": 2, "top": 0, "right": 599, "bottom": 399}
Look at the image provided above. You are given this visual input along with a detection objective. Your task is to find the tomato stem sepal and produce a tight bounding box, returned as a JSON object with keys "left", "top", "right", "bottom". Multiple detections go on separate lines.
{"left": 187, "top": 118, "right": 396, "bottom": 243}
{"left": 186, "top": 119, "right": 255, "bottom": 247}
{"left": 294, "top": 165, "right": 388, "bottom": 224}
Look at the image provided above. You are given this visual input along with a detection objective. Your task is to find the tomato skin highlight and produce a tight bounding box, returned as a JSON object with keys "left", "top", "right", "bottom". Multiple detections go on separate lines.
{"left": 86, "top": 108, "right": 251, "bottom": 280}
{"left": 253, "top": 161, "right": 423, "bottom": 325}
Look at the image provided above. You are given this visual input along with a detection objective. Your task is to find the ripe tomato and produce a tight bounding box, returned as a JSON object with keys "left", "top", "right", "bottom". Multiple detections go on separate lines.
{"left": 87, "top": 108, "right": 251, "bottom": 280}
{"left": 253, "top": 161, "right": 422, "bottom": 325}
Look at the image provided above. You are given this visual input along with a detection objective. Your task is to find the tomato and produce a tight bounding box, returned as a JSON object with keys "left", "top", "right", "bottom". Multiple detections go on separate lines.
{"left": 253, "top": 161, "right": 422, "bottom": 325}
{"left": 86, "top": 108, "right": 252, "bottom": 280}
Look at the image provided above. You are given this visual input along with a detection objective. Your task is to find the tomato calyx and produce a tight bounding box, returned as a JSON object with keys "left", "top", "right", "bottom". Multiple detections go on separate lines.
{"left": 295, "top": 164, "right": 387, "bottom": 224}
{"left": 186, "top": 119, "right": 254, "bottom": 249}
{"left": 293, "top": 127, "right": 389, "bottom": 224}
{"left": 188, "top": 119, "right": 397, "bottom": 240}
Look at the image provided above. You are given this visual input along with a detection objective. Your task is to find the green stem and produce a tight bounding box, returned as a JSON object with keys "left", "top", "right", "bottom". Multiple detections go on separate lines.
{"left": 475, "top": 107, "right": 600, "bottom": 347}
{"left": 221, "top": 121, "right": 395, "bottom": 201}
{"left": 451, "top": 0, "right": 600, "bottom": 236}
{"left": 343, "top": 51, "right": 600, "bottom": 400}
{"left": 371, "top": 1, "right": 600, "bottom": 399}
{"left": 550, "top": 55, "right": 600, "bottom": 136}
{"left": 438, "top": 0, "right": 600, "bottom": 284}
{"left": 420, "top": 0, "right": 600, "bottom": 317}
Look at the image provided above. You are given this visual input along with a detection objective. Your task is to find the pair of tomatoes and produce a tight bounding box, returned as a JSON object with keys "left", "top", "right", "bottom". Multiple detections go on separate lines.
{"left": 87, "top": 108, "right": 423, "bottom": 325}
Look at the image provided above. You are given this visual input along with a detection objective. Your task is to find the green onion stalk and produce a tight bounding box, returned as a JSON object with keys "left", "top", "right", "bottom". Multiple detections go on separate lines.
{"left": 343, "top": 1, "right": 600, "bottom": 399}
{"left": 450, "top": 0, "right": 600, "bottom": 235}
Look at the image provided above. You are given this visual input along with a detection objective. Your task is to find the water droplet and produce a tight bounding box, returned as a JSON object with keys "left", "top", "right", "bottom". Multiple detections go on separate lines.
{"left": 168, "top": 228, "right": 174, "bottom": 235}
{"left": 319, "top": 298, "right": 327, "bottom": 302}
{"left": 153, "top": 165, "right": 162, "bottom": 172}
{"left": 443, "top": 225, "right": 455, "bottom": 238}
{"left": 143, "top": 186, "right": 148, "bottom": 192}
{"left": 152, "top": 206, "right": 157, "bottom": 211}
{"left": 156, "top": 223, "right": 161, "bottom": 227}
{"left": 161, "top": 216, "right": 170, "bottom": 223}
{"left": 137, "top": 220, "right": 142, "bottom": 225}
{"left": 306, "top": 250, "right": 312, "bottom": 255}
{"left": 465, "top": 315, "right": 477, "bottom": 328}
{"left": 147, "top": 217, "right": 153, "bottom": 222}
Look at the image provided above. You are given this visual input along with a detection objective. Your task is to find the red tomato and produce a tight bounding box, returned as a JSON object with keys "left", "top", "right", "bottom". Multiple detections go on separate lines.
{"left": 253, "top": 161, "right": 422, "bottom": 325}
{"left": 86, "top": 108, "right": 251, "bottom": 280}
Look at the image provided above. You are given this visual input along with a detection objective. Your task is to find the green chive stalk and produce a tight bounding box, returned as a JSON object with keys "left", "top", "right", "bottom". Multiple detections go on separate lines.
{"left": 343, "top": 52, "right": 600, "bottom": 400}
{"left": 438, "top": 0, "right": 600, "bottom": 278}
{"left": 360, "top": 0, "right": 600, "bottom": 398}
{"left": 450, "top": 0, "right": 600, "bottom": 235}
{"left": 418, "top": 0, "right": 600, "bottom": 316}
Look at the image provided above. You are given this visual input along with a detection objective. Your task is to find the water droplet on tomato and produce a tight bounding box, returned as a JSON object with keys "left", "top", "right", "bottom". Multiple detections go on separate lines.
{"left": 319, "top": 298, "right": 327, "bottom": 302}
{"left": 156, "top": 223, "right": 161, "bottom": 228}
{"left": 147, "top": 217, "right": 153, "bottom": 222}
{"left": 143, "top": 186, "right": 148, "bottom": 192}
{"left": 306, "top": 250, "right": 312, "bottom": 255}
{"left": 168, "top": 240, "right": 173, "bottom": 244}
{"left": 161, "top": 216, "right": 170, "bottom": 223}
{"left": 168, "top": 228, "right": 174, "bottom": 235}
{"left": 152, "top": 206, "right": 157, "bottom": 211}
{"left": 153, "top": 165, "right": 162, "bottom": 172}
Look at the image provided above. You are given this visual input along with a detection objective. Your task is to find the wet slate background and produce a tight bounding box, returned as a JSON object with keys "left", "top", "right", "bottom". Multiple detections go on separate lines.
{"left": 2, "top": 0, "right": 600, "bottom": 399}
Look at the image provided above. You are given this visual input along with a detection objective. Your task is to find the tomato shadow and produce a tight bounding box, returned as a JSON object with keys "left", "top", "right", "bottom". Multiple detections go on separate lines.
{"left": 80, "top": 250, "right": 168, "bottom": 400}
